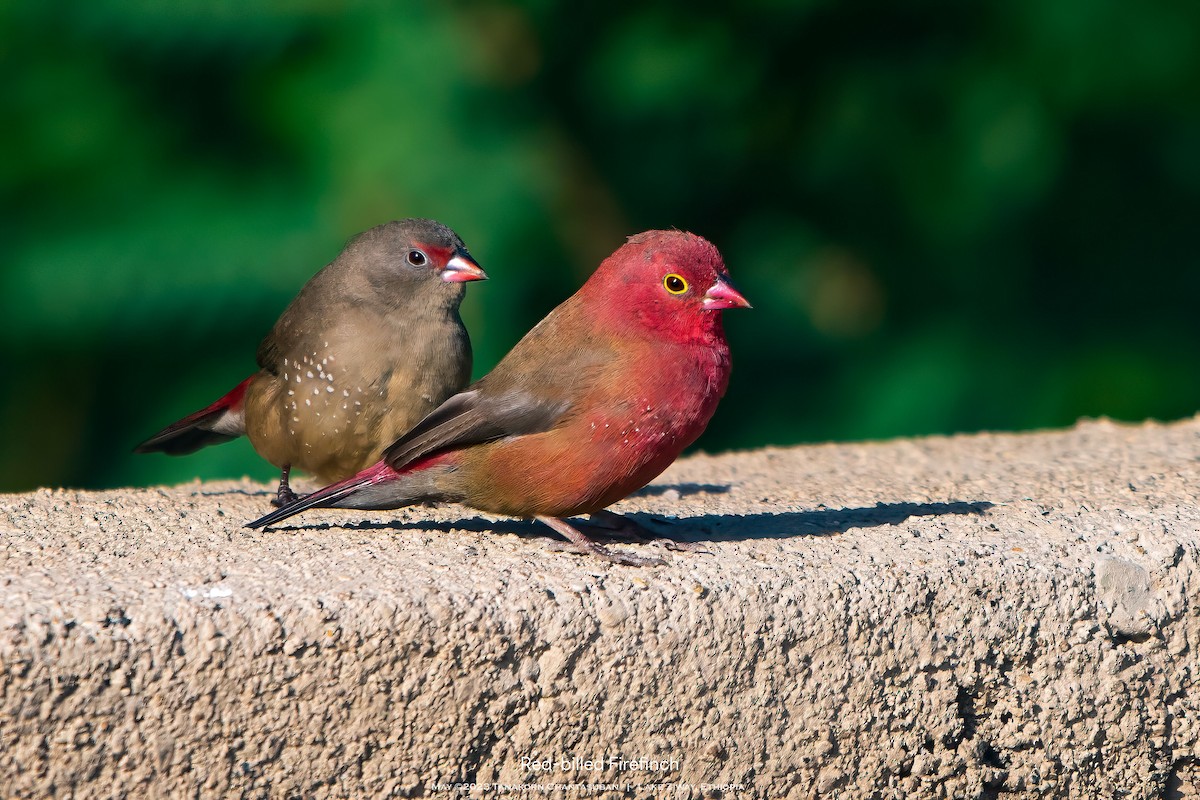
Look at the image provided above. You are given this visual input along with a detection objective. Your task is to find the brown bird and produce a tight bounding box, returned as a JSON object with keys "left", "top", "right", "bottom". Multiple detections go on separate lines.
{"left": 136, "top": 218, "right": 487, "bottom": 505}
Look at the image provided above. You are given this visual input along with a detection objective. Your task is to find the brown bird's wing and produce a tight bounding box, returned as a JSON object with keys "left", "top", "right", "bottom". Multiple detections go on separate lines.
{"left": 381, "top": 387, "right": 570, "bottom": 470}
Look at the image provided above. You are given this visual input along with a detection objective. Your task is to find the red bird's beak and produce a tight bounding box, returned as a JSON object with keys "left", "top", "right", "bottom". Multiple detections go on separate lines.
{"left": 441, "top": 255, "right": 488, "bottom": 283}
{"left": 702, "top": 275, "right": 752, "bottom": 310}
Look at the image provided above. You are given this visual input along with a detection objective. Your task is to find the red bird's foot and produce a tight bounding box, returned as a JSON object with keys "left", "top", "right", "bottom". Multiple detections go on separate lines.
{"left": 583, "top": 510, "right": 705, "bottom": 553}
{"left": 537, "top": 516, "right": 665, "bottom": 567}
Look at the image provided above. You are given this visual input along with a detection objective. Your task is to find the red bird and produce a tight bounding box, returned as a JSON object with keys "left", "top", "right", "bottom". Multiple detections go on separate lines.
{"left": 246, "top": 230, "right": 750, "bottom": 565}
{"left": 136, "top": 219, "right": 486, "bottom": 505}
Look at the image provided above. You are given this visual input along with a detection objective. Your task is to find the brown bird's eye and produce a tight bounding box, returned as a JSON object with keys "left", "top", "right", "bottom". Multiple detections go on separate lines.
{"left": 406, "top": 249, "right": 428, "bottom": 267}
{"left": 663, "top": 273, "right": 688, "bottom": 294}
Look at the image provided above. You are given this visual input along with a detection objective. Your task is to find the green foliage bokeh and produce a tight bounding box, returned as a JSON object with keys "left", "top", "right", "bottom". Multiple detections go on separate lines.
{"left": 2, "top": 0, "right": 1198, "bottom": 491}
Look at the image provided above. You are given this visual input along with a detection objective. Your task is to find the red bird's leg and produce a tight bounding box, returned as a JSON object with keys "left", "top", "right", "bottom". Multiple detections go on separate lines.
{"left": 536, "top": 516, "right": 665, "bottom": 567}
{"left": 272, "top": 464, "right": 301, "bottom": 508}
{"left": 586, "top": 509, "right": 702, "bottom": 552}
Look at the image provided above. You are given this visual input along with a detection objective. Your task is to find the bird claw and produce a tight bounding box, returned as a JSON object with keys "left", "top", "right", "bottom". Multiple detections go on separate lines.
{"left": 584, "top": 510, "right": 702, "bottom": 553}
{"left": 538, "top": 515, "right": 666, "bottom": 567}
{"left": 271, "top": 488, "right": 303, "bottom": 508}
{"left": 271, "top": 464, "right": 308, "bottom": 508}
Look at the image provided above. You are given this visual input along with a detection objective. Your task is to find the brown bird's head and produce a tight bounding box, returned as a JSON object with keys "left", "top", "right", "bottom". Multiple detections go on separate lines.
{"left": 337, "top": 218, "right": 487, "bottom": 311}
{"left": 582, "top": 230, "right": 750, "bottom": 344}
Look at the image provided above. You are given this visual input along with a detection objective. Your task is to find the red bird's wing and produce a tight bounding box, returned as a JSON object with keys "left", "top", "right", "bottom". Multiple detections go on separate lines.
{"left": 382, "top": 388, "right": 569, "bottom": 471}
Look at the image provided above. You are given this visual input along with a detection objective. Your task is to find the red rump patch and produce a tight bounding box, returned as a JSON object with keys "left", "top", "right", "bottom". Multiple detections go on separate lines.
{"left": 169, "top": 374, "right": 251, "bottom": 428}
{"left": 395, "top": 450, "right": 454, "bottom": 476}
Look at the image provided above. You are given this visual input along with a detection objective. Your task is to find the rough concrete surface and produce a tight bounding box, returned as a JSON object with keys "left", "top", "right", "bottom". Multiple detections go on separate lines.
{"left": 3, "top": 417, "right": 1200, "bottom": 798}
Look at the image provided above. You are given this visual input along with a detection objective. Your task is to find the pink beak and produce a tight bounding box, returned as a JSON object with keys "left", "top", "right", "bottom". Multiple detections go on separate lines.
{"left": 702, "top": 275, "right": 752, "bottom": 310}
{"left": 441, "top": 255, "right": 488, "bottom": 283}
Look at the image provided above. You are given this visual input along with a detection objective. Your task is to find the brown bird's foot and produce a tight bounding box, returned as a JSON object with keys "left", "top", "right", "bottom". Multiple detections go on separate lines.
{"left": 271, "top": 465, "right": 304, "bottom": 508}
{"left": 583, "top": 509, "right": 706, "bottom": 553}
{"left": 537, "top": 516, "right": 665, "bottom": 567}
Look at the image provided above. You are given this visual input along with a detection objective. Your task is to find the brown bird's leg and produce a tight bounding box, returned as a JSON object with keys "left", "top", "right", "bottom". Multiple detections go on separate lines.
{"left": 272, "top": 464, "right": 300, "bottom": 508}
{"left": 536, "top": 516, "right": 665, "bottom": 567}
{"left": 584, "top": 509, "right": 703, "bottom": 552}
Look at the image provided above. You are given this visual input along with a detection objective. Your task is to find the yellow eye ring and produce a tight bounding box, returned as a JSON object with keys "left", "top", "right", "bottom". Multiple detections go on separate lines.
{"left": 663, "top": 273, "right": 688, "bottom": 294}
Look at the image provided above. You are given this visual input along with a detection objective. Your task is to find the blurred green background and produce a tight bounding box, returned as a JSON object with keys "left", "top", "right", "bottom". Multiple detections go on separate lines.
{"left": 3, "top": 0, "right": 1198, "bottom": 492}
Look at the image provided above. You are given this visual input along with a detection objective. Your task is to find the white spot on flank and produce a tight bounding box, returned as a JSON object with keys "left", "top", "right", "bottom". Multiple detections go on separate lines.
{"left": 342, "top": 389, "right": 350, "bottom": 396}
{"left": 307, "top": 371, "right": 314, "bottom": 378}
{"left": 313, "top": 388, "right": 320, "bottom": 395}
{"left": 287, "top": 390, "right": 294, "bottom": 396}
{"left": 325, "top": 385, "right": 334, "bottom": 393}
{"left": 305, "top": 399, "right": 311, "bottom": 406}
{"left": 283, "top": 373, "right": 288, "bottom": 381}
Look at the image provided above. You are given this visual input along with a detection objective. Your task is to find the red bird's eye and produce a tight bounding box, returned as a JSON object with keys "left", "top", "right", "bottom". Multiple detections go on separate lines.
{"left": 406, "top": 249, "right": 428, "bottom": 267}
{"left": 663, "top": 273, "right": 688, "bottom": 294}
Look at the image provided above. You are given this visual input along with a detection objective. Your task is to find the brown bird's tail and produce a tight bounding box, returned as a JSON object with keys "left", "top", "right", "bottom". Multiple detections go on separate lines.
{"left": 244, "top": 461, "right": 401, "bottom": 529}
{"left": 134, "top": 376, "right": 252, "bottom": 455}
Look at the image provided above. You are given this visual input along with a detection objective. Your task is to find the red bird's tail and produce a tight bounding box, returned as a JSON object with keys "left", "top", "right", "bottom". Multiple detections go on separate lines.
{"left": 134, "top": 376, "right": 253, "bottom": 455}
{"left": 244, "top": 461, "right": 399, "bottom": 529}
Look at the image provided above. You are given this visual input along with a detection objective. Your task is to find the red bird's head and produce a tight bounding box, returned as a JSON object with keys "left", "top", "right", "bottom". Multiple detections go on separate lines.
{"left": 584, "top": 230, "right": 751, "bottom": 344}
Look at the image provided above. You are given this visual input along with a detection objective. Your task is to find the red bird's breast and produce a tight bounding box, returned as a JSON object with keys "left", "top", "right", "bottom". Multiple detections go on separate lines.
{"left": 466, "top": 336, "right": 732, "bottom": 518}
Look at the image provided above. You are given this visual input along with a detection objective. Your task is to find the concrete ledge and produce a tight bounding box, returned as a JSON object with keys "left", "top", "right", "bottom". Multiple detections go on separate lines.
{"left": 3, "top": 418, "right": 1200, "bottom": 797}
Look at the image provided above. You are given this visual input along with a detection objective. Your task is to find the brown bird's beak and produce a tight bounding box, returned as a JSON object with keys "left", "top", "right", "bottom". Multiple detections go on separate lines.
{"left": 702, "top": 275, "right": 752, "bottom": 310}
{"left": 441, "top": 255, "right": 488, "bottom": 283}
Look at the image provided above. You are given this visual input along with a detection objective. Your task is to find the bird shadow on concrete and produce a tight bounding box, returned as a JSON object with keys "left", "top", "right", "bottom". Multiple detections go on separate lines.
{"left": 324, "top": 499, "right": 993, "bottom": 544}
{"left": 653, "top": 500, "right": 994, "bottom": 542}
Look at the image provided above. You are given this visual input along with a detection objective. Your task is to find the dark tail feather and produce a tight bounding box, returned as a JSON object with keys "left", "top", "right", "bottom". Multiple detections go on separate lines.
{"left": 245, "top": 473, "right": 378, "bottom": 529}
{"left": 135, "top": 376, "right": 253, "bottom": 455}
